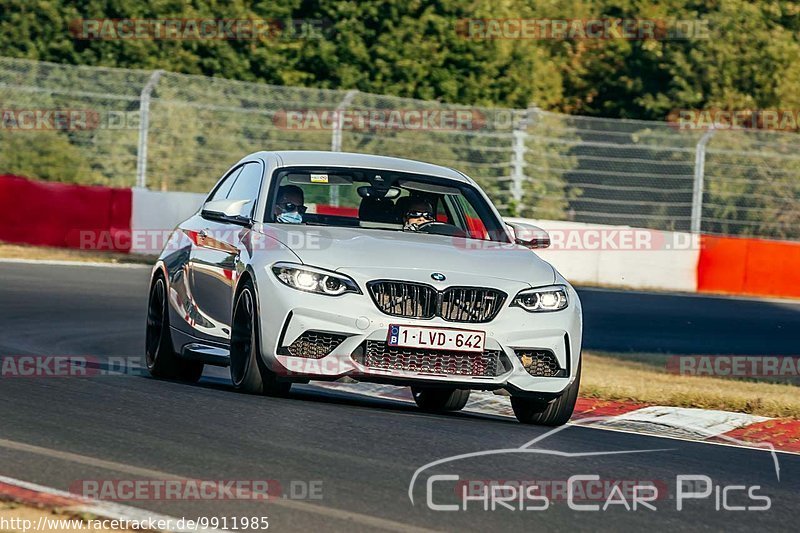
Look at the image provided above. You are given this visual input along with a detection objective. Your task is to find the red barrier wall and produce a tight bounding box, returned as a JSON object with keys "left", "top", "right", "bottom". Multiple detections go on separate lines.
{"left": 0, "top": 175, "right": 132, "bottom": 252}
{"left": 2, "top": 174, "right": 800, "bottom": 300}
{"left": 698, "top": 234, "right": 800, "bottom": 298}
{"left": 315, "top": 204, "right": 358, "bottom": 217}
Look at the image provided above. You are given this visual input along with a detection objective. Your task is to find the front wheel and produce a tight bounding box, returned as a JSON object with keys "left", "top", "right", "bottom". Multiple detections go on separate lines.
{"left": 511, "top": 360, "right": 581, "bottom": 426}
{"left": 145, "top": 275, "right": 204, "bottom": 382}
{"left": 230, "top": 279, "right": 291, "bottom": 396}
{"left": 412, "top": 387, "right": 470, "bottom": 412}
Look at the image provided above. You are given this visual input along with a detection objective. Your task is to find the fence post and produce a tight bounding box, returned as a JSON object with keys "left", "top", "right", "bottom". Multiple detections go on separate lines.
{"left": 691, "top": 128, "right": 715, "bottom": 233}
{"left": 135, "top": 69, "right": 164, "bottom": 189}
{"left": 329, "top": 90, "right": 358, "bottom": 206}
{"left": 510, "top": 107, "right": 538, "bottom": 215}
{"left": 330, "top": 90, "right": 358, "bottom": 153}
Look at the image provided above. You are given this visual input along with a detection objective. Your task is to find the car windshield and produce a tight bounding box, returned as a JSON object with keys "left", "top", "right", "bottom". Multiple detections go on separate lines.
{"left": 267, "top": 167, "right": 508, "bottom": 242}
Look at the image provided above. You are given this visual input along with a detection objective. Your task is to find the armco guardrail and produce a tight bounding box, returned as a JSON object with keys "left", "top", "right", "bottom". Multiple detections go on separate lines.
{"left": 1, "top": 57, "right": 799, "bottom": 241}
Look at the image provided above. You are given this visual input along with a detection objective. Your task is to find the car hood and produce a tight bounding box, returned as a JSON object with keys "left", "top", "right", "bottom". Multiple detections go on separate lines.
{"left": 259, "top": 224, "right": 556, "bottom": 286}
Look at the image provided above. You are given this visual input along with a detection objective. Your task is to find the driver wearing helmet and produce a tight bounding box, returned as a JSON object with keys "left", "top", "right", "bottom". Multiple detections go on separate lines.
{"left": 402, "top": 197, "right": 436, "bottom": 231}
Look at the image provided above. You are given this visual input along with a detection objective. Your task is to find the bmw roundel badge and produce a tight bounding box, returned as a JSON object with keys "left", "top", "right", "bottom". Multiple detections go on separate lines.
{"left": 431, "top": 272, "right": 446, "bottom": 282}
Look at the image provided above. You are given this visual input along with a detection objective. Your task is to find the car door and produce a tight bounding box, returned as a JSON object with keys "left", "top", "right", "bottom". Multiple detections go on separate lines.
{"left": 188, "top": 161, "right": 264, "bottom": 343}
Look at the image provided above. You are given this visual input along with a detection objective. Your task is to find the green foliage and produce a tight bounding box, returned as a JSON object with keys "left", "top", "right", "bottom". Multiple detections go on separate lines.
{"left": 0, "top": 0, "right": 798, "bottom": 238}
{"left": 2, "top": 0, "right": 797, "bottom": 117}
{"left": 0, "top": 130, "right": 94, "bottom": 183}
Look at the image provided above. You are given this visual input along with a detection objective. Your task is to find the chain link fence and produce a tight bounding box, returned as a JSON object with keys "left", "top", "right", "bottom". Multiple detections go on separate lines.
{"left": 1, "top": 56, "right": 798, "bottom": 240}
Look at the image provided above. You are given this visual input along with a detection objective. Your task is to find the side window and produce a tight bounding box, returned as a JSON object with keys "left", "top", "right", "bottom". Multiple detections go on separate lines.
{"left": 226, "top": 162, "right": 263, "bottom": 204}
{"left": 444, "top": 194, "right": 489, "bottom": 239}
{"left": 208, "top": 166, "right": 243, "bottom": 202}
{"left": 433, "top": 196, "right": 453, "bottom": 224}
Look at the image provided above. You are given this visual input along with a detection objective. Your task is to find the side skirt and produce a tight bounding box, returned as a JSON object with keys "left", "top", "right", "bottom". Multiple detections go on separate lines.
{"left": 170, "top": 326, "right": 230, "bottom": 366}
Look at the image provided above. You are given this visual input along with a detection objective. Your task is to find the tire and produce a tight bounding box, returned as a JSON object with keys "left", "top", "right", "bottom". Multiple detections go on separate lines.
{"left": 145, "top": 275, "right": 204, "bottom": 382}
{"left": 229, "top": 279, "right": 291, "bottom": 396}
{"left": 412, "top": 387, "right": 470, "bottom": 412}
{"left": 511, "top": 360, "right": 581, "bottom": 426}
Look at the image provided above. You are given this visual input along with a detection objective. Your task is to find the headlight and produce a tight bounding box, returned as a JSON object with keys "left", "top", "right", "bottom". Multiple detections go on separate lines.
{"left": 512, "top": 285, "right": 568, "bottom": 312}
{"left": 271, "top": 263, "right": 361, "bottom": 296}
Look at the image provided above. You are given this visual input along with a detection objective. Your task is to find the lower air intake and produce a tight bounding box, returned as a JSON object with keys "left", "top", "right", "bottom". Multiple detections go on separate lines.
{"left": 355, "top": 340, "right": 502, "bottom": 377}
{"left": 515, "top": 349, "right": 565, "bottom": 377}
{"left": 280, "top": 331, "right": 347, "bottom": 359}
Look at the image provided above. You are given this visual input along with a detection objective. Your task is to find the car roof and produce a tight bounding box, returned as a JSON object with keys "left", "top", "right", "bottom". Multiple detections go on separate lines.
{"left": 245, "top": 150, "right": 472, "bottom": 184}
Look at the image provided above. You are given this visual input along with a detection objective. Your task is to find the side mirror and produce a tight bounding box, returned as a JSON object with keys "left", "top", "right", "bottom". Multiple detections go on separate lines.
{"left": 201, "top": 199, "right": 253, "bottom": 226}
{"left": 506, "top": 222, "right": 550, "bottom": 249}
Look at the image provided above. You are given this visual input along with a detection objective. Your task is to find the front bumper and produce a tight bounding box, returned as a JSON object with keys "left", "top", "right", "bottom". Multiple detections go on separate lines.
{"left": 256, "top": 270, "right": 583, "bottom": 396}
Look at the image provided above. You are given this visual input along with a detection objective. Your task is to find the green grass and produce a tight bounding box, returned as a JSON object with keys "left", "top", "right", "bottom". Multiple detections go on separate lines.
{"left": 583, "top": 352, "right": 800, "bottom": 418}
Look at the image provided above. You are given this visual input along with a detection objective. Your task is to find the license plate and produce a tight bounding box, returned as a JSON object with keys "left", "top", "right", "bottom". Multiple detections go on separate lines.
{"left": 386, "top": 325, "right": 486, "bottom": 353}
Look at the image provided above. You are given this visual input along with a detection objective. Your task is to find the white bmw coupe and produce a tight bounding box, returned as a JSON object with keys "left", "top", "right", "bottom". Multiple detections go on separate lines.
{"left": 146, "top": 151, "right": 583, "bottom": 425}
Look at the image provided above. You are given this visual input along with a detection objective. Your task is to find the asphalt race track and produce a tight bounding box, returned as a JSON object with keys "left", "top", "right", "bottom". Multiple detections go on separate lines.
{"left": 0, "top": 261, "right": 798, "bottom": 531}
{"left": 579, "top": 288, "right": 800, "bottom": 355}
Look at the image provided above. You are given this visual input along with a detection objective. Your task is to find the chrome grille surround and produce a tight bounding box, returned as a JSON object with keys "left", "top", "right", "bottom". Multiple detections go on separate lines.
{"left": 367, "top": 281, "right": 438, "bottom": 319}
{"left": 440, "top": 286, "right": 506, "bottom": 323}
{"left": 367, "top": 280, "right": 507, "bottom": 323}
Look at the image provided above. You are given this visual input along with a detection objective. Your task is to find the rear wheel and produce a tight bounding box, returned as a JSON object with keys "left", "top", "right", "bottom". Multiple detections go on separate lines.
{"left": 511, "top": 360, "right": 581, "bottom": 426}
{"left": 412, "top": 387, "right": 470, "bottom": 412}
{"left": 145, "top": 275, "right": 204, "bottom": 382}
{"left": 230, "top": 279, "right": 291, "bottom": 396}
